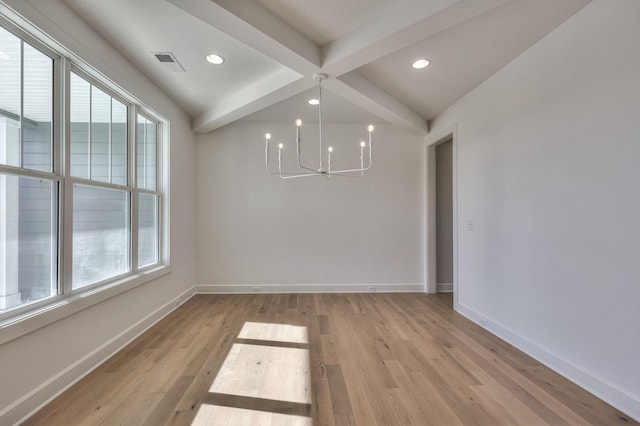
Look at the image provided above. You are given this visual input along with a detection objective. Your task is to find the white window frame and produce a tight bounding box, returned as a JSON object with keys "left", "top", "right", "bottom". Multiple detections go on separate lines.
{"left": 135, "top": 111, "right": 163, "bottom": 270}
{"left": 0, "top": 13, "right": 170, "bottom": 345}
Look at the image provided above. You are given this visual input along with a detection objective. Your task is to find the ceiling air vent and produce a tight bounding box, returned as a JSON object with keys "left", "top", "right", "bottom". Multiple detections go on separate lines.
{"left": 152, "top": 51, "right": 185, "bottom": 72}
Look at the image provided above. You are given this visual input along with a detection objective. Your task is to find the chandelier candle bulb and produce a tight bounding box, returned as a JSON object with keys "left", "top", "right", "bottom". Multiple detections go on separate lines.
{"left": 295, "top": 119, "right": 302, "bottom": 141}
{"left": 264, "top": 133, "right": 271, "bottom": 173}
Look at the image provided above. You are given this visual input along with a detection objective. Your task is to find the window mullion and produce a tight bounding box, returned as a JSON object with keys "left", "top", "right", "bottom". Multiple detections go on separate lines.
{"left": 52, "top": 54, "right": 64, "bottom": 298}
{"left": 143, "top": 118, "right": 147, "bottom": 190}
{"left": 130, "top": 106, "right": 138, "bottom": 271}
{"left": 61, "top": 58, "right": 73, "bottom": 296}
{"left": 88, "top": 85, "right": 92, "bottom": 180}
{"left": 19, "top": 40, "right": 24, "bottom": 168}
{"left": 108, "top": 98, "right": 112, "bottom": 183}
{"left": 154, "top": 120, "right": 159, "bottom": 191}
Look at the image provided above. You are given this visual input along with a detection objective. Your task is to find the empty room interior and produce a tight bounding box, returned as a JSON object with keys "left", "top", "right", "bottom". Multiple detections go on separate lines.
{"left": 0, "top": 0, "right": 639, "bottom": 424}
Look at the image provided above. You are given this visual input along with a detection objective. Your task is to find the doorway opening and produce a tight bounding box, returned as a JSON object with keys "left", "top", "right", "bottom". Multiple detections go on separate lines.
{"left": 426, "top": 126, "right": 457, "bottom": 308}
{"left": 435, "top": 138, "right": 453, "bottom": 293}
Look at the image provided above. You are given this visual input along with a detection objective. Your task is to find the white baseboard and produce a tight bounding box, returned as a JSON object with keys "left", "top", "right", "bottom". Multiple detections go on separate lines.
{"left": 455, "top": 302, "right": 640, "bottom": 422}
{"left": 2, "top": 286, "right": 196, "bottom": 426}
{"left": 436, "top": 283, "right": 453, "bottom": 293}
{"left": 195, "top": 283, "right": 425, "bottom": 294}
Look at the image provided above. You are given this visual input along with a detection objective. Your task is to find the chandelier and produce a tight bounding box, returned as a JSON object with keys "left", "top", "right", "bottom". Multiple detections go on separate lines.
{"left": 264, "top": 73, "right": 373, "bottom": 179}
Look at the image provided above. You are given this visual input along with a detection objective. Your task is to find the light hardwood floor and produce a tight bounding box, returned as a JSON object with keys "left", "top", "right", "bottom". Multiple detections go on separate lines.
{"left": 25, "top": 293, "right": 636, "bottom": 425}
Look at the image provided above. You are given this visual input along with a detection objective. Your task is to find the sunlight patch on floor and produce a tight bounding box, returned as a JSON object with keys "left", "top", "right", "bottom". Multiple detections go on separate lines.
{"left": 238, "top": 321, "right": 309, "bottom": 344}
{"left": 192, "top": 404, "right": 312, "bottom": 426}
{"left": 210, "top": 343, "right": 311, "bottom": 404}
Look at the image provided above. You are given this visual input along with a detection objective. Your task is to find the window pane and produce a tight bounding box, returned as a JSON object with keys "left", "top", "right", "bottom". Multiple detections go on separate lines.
{"left": 111, "top": 99, "right": 127, "bottom": 186}
{"left": 136, "top": 115, "right": 145, "bottom": 189}
{"left": 90, "top": 87, "right": 110, "bottom": 183}
{"left": 0, "top": 26, "right": 22, "bottom": 168}
{"left": 138, "top": 193, "right": 158, "bottom": 268}
{"left": 145, "top": 121, "right": 156, "bottom": 191}
{"left": 71, "top": 73, "right": 128, "bottom": 185}
{"left": 73, "top": 185, "right": 129, "bottom": 289}
{"left": 137, "top": 115, "right": 157, "bottom": 190}
{"left": 0, "top": 173, "right": 57, "bottom": 312}
{"left": 23, "top": 43, "right": 53, "bottom": 173}
{"left": 70, "top": 72, "right": 90, "bottom": 179}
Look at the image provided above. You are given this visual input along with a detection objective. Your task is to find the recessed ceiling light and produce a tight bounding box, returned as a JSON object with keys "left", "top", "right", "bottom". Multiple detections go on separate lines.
{"left": 412, "top": 58, "right": 430, "bottom": 69}
{"left": 205, "top": 54, "right": 224, "bottom": 65}
{"left": 308, "top": 98, "right": 319, "bottom": 105}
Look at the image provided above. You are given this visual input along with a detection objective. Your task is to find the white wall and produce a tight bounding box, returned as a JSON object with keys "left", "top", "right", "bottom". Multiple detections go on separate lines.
{"left": 196, "top": 122, "right": 425, "bottom": 292}
{"left": 0, "top": 0, "right": 197, "bottom": 424}
{"left": 429, "top": 0, "right": 640, "bottom": 419}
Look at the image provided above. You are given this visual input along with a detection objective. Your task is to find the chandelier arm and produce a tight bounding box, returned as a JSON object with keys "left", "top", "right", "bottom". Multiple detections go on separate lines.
{"left": 265, "top": 140, "right": 320, "bottom": 175}
{"left": 328, "top": 146, "right": 372, "bottom": 174}
{"left": 266, "top": 170, "right": 309, "bottom": 175}
{"left": 280, "top": 172, "right": 327, "bottom": 179}
{"left": 326, "top": 166, "right": 370, "bottom": 174}
{"left": 265, "top": 140, "right": 317, "bottom": 174}
{"left": 296, "top": 143, "right": 318, "bottom": 172}
{"left": 295, "top": 126, "right": 318, "bottom": 172}
{"left": 277, "top": 171, "right": 320, "bottom": 175}
{"left": 325, "top": 171, "right": 366, "bottom": 177}
{"left": 369, "top": 133, "right": 373, "bottom": 170}
{"left": 318, "top": 79, "right": 323, "bottom": 171}
{"left": 265, "top": 140, "right": 282, "bottom": 174}
{"left": 297, "top": 163, "right": 318, "bottom": 172}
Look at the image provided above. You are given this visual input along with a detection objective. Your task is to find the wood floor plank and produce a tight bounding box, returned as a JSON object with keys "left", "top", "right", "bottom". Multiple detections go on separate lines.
{"left": 325, "top": 365, "right": 357, "bottom": 426}
{"left": 24, "top": 293, "right": 638, "bottom": 425}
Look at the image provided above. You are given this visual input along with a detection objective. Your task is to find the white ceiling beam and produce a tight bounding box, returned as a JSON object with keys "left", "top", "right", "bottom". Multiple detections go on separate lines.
{"left": 167, "top": 0, "right": 320, "bottom": 75}
{"left": 325, "top": 72, "right": 428, "bottom": 136}
{"left": 193, "top": 71, "right": 315, "bottom": 133}
{"left": 170, "top": 0, "right": 485, "bottom": 136}
{"left": 168, "top": 0, "right": 324, "bottom": 132}
{"left": 323, "top": 0, "right": 510, "bottom": 76}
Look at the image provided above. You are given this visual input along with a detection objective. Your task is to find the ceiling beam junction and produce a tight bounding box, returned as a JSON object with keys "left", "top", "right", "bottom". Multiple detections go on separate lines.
{"left": 167, "top": 0, "right": 509, "bottom": 136}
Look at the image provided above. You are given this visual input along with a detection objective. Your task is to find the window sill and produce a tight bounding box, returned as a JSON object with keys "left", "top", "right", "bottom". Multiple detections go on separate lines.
{"left": 0, "top": 265, "right": 171, "bottom": 346}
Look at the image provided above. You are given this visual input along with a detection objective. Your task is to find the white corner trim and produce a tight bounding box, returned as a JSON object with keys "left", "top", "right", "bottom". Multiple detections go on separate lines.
{"left": 455, "top": 302, "right": 640, "bottom": 422}
{"left": 436, "top": 283, "right": 453, "bottom": 293}
{"left": 1, "top": 287, "right": 196, "bottom": 426}
{"left": 195, "top": 283, "right": 425, "bottom": 294}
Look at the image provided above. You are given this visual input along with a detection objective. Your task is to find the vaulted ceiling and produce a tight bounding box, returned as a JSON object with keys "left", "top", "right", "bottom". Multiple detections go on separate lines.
{"left": 63, "top": 0, "right": 591, "bottom": 136}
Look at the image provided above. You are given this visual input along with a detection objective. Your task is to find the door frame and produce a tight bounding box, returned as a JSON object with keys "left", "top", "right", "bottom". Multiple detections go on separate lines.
{"left": 425, "top": 123, "right": 458, "bottom": 306}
